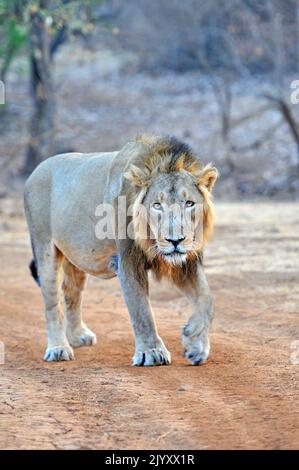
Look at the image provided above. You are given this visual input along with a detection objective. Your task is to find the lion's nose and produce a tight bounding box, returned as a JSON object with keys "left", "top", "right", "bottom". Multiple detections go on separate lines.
{"left": 165, "top": 237, "right": 185, "bottom": 247}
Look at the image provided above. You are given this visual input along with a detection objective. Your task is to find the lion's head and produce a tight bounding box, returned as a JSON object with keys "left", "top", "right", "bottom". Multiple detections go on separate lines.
{"left": 124, "top": 136, "right": 218, "bottom": 269}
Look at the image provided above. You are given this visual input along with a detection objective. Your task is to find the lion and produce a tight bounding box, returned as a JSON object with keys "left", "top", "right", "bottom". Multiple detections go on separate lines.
{"left": 24, "top": 135, "right": 218, "bottom": 366}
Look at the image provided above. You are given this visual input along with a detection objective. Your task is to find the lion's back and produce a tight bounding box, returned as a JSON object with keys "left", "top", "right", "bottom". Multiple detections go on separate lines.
{"left": 24, "top": 151, "right": 119, "bottom": 244}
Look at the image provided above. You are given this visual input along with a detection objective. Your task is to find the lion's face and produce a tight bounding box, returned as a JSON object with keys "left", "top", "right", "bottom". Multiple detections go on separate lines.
{"left": 141, "top": 172, "right": 205, "bottom": 265}
{"left": 126, "top": 162, "right": 218, "bottom": 266}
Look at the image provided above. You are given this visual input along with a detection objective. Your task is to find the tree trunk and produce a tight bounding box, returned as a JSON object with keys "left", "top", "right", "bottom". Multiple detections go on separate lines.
{"left": 264, "top": 94, "right": 299, "bottom": 176}
{"left": 22, "top": 1, "right": 55, "bottom": 176}
{"left": 213, "top": 77, "right": 235, "bottom": 173}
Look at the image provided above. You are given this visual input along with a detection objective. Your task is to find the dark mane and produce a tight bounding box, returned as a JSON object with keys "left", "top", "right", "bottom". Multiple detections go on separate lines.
{"left": 132, "top": 134, "right": 202, "bottom": 177}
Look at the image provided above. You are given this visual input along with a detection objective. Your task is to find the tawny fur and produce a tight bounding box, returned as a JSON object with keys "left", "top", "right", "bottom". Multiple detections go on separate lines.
{"left": 125, "top": 135, "right": 218, "bottom": 279}
{"left": 24, "top": 134, "right": 218, "bottom": 365}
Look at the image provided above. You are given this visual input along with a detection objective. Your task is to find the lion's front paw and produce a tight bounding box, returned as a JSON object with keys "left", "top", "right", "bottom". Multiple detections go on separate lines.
{"left": 182, "top": 324, "right": 210, "bottom": 365}
{"left": 133, "top": 344, "right": 171, "bottom": 366}
{"left": 67, "top": 325, "right": 97, "bottom": 348}
{"left": 44, "top": 345, "right": 74, "bottom": 362}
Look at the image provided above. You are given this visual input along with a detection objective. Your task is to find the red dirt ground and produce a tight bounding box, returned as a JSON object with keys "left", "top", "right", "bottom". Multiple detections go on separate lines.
{"left": 0, "top": 200, "right": 298, "bottom": 449}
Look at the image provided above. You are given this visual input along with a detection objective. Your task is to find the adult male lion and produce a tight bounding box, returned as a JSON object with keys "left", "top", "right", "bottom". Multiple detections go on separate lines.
{"left": 24, "top": 135, "right": 218, "bottom": 366}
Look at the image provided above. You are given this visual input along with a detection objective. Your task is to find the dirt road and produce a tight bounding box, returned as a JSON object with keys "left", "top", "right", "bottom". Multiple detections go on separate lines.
{"left": 0, "top": 200, "right": 298, "bottom": 449}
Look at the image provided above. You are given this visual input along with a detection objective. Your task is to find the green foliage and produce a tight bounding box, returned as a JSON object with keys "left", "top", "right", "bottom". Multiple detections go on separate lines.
{"left": 0, "top": 1, "right": 29, "bottom": 80}
{"left": 0, "top": 0, "right": 107, "bottom": 81}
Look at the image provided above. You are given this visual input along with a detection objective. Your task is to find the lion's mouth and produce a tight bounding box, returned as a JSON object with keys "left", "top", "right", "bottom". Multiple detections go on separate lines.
{"left": 162, "top": 250, "right": 188, "bottom": 265}
{"left": 150, "top": 243, "right": 189, "bottom": 265}
{"left": 164, "top": 250, "right": 183, "bottom": 257}
{"left": 163, "top": 247, "right": 186, "bottom": 256}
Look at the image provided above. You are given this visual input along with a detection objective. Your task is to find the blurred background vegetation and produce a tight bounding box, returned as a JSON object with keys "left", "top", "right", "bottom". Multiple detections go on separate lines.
{"left": 1, "top": 0, "right": 299, "bottom": 198}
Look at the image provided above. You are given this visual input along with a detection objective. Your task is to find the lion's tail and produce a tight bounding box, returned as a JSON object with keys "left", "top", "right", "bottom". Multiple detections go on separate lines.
{"left": 29, "top": 259, "right": 40, "bottom": 287}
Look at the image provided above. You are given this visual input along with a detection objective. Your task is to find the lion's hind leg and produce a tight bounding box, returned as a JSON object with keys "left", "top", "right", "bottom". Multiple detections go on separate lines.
{"left": 37, "top": 243, "right": 74, "bottom": 362}
{"left": 62, "top": 258, "right": 97, "bottom": 348}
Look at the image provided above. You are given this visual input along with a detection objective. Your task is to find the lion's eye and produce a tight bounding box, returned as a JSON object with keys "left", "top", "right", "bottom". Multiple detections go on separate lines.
{"left": 153, "top": 202, "right": 162, "bottom": 210}
{"left": 186, "top": 201, "right": 195, "bottom": 208}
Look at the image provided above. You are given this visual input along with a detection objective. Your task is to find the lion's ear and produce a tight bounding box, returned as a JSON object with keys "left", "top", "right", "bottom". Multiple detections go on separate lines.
{"left": 195, "top": 164, "right": 218, "bottom": 192}
{"left": 124, "top": 164, "right": 150, "bottom": 188}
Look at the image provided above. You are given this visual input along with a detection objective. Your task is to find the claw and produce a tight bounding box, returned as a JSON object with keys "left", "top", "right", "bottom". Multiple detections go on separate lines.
{"left": 132, "top": 347, "right": 171, "bottom": 366}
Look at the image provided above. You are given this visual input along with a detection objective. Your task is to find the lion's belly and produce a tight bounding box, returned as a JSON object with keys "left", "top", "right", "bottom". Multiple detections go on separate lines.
{"left": 54, "top": 238, "right": 117, "bottom": 279}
